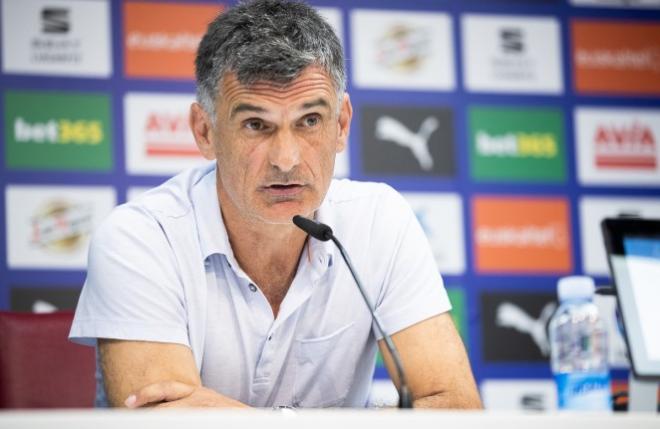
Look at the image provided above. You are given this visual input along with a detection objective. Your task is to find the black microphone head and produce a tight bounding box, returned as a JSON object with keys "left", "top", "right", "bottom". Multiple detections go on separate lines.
{"left": 292, "top": 215, "right": 333, "bottom": 241}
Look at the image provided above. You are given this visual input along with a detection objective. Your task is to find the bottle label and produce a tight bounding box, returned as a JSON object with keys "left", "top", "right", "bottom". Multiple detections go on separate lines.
{"left": 555, "top": 372, "right": 611, "bottom": 411}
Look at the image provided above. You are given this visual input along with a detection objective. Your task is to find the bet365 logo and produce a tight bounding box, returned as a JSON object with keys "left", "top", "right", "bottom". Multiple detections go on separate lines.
{"left": 14, "top": 117, "right": 103, "bottom": 145}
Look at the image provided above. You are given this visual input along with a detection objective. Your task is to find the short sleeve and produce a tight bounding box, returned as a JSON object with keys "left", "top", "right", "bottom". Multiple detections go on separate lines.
{"left": 69, "top": 204, "right": 189, "bottom": 347}
{"left": 372, "top": 188, "right": 452, "bottom": 340}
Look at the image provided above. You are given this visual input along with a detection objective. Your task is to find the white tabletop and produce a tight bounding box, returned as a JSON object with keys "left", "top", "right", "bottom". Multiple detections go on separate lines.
{"left": 0, "top": 409, "right": 658, "bottom": 429}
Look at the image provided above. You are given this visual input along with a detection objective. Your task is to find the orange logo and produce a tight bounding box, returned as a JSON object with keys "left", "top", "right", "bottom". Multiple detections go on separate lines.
{"left": 572, "top": 20, "right": 660, "bottom": 95}
{"left": 124, "top": 2, "right": 223, "bottom": 79}
{"left": 473, "top": 196, "right": 572, "bottom": 273}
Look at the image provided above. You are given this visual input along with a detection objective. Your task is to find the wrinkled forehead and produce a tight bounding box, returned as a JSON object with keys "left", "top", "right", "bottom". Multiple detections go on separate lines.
{"left": 217, "top": 66, "right": 340, "bottom": 110}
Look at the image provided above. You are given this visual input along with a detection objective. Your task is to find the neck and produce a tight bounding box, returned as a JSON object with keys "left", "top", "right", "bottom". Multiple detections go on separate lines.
{"left": 216, "top": 177, "right": 309, "bottom": 314}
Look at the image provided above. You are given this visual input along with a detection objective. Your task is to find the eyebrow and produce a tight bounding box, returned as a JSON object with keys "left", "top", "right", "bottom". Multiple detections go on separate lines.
{"left": 301, "top": 98, "right": 330, "bottom": 111}
{"left": 229, "top": 98, "right": 331, "bottom": 120}
{"left": 230, "top": 103, "right": 267, "bottom": 120}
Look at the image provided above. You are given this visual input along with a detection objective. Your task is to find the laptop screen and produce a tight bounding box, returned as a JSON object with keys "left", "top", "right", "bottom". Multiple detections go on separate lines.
{"left": 602, "top": 219, "right": 660, "bottom": 380}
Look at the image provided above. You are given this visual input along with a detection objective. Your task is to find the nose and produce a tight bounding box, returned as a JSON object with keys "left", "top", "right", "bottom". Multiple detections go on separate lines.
{"left": 268, "top": 128, "right": 301, "bottom": 173}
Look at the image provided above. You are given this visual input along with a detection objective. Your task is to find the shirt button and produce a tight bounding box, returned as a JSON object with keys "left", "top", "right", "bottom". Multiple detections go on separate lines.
{"left": 268, "top": 335, "right": 272, "bottom": 341}
{"left": 249, "top": 283, "right": 257, "bottom": 292}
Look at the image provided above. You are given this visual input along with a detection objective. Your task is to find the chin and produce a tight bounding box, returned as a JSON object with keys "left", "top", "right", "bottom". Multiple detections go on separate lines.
{"left": 256, "top": 200, "right": 317, "bottom": 225}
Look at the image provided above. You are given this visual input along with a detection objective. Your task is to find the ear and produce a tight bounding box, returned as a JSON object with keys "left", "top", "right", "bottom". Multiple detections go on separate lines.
{"left": 336, "top": 93, "right": 352, "bottom": 153}
{"left": 190, "top": 102, "right": 216, "bottom": 160}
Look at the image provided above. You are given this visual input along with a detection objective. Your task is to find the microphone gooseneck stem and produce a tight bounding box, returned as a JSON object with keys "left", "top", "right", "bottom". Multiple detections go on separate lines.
{"left": 330, "top": 236, "right": 413, "bottom": 409}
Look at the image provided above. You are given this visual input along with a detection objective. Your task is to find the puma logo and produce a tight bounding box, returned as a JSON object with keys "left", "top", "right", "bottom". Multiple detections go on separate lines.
{"left": 375, "top": 116, "right": 438, "bottom": 171}
{"left": 496, "top": 301, "right": 557, "bottom": 355}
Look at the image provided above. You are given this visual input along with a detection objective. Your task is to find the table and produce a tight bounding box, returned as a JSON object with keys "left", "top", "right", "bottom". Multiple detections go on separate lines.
{"left": 0, "top": 409, "right": 658, "bottom": 429}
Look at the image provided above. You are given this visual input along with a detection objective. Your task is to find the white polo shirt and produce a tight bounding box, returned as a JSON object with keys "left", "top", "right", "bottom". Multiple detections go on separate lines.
{"left": 69, "top": 162, "right": 450, "bottom": 408}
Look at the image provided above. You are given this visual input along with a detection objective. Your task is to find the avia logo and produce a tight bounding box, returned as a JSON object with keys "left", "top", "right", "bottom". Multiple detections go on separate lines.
{"left": 31, "top": 200, "right": 93, "bottom": 253}
{"left": 476, "top": 131, "right": 557, "bottom": 158}
{"left": 594, "top": 122, "right": 657, "bottom": 169}
{"left": 376, "top": 24, "right": 430, "bottom": 72}
{"left": 500, "top": 27, "right": 524, "bottom": 54}
{"left": 144, "top": 113, "right": 198, "bottom": 157}
{"left": 375, "top": 116, "right": 438, "bottom": 170}
{"left": 126, "top": 31, "right": 202, "bottom": 53}
{"left": 14, "top": 117, "right": 103, "bottom": 145}
{"left": 41, "top": 7, "right": 69, "bottom": 34}
{"left": 476, "top": 223, "right": 568, "bottom": 250}
{"left": 496, "top": 301, "right": 557, "bottom": 355}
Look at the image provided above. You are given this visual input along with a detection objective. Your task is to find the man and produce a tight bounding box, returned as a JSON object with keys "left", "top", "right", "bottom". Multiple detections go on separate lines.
{"left": 70, "top": 0, "right": 481, "bottom": 409}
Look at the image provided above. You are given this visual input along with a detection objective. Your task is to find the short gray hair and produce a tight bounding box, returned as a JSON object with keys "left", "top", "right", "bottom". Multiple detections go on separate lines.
{"left": 195, "top": 0, "right": 346, "bottom": 119}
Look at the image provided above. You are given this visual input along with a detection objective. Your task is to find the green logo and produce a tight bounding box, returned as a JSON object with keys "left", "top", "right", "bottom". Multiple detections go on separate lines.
{"left": 4, "top": 91, "right": 112, "bottom": 171}
{"left": 469, "top": 106, "right": 565, "bottom": 182}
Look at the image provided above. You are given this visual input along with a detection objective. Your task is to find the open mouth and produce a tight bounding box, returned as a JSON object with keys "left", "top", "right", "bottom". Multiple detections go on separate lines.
{"left": 269, "top": 184, "right": 300, "bottom": 189}
{"left": 263, "top": 183, "right": 305, "bottom": 196}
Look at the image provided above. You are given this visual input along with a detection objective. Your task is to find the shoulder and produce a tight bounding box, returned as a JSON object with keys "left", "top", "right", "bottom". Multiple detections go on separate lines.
{"left": 325, "top": 179, "right": 407, "bottom": 210}
{"left": 323, "top": 179, "right": 414, "bottom": 241}
{"left": 127, "top": 162, "right": 215, "bottom": 219}
{"left": 94, "top": 163, "right": 214, "bottom": 244}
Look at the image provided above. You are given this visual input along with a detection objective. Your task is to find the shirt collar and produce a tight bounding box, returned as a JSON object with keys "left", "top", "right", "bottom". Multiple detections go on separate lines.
{"left": 191, "top": 165, "right": 334, "bottom": 270}
{"left": 191, "top": 166, "right": 233, "bottom": 261}
{"left": 309, "top": 195, "right": 335, "bottom": 270}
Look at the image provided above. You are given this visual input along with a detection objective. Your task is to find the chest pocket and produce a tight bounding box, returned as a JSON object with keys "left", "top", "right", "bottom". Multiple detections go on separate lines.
{"left": 293, "top": 322, "right": 356, "bottom": 407}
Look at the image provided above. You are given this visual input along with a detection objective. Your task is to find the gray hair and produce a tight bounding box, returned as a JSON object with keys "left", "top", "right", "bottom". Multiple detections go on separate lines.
{"left": 195, "top": 0, "right": 346, "bottom": 120}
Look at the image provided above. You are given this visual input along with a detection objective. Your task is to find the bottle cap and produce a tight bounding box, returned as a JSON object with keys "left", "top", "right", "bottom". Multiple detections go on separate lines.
{"left": 557, "top": 276, "right": 595, "bottom": 302}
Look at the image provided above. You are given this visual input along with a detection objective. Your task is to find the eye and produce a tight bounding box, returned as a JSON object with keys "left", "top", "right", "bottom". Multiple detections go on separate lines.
{"left": 302, "top": 114, "right": 321, "bottom": 128}
{"left": 244, "top": 118, "right": 266, "bottom": 131}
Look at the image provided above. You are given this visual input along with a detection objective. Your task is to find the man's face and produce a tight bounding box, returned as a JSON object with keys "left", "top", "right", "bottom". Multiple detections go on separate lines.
{"left": 194, "top": 66, "right": 352, "bottom": 226}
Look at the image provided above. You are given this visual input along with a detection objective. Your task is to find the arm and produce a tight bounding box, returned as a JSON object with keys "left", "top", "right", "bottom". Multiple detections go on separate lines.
{"left": 99, "top": 339, "right": 249, "bottom": 408}
{"left": 378, "top": 312, "right": 482, "bottom": 409}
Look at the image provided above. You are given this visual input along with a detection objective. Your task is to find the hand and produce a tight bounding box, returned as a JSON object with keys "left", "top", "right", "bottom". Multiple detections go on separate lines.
{"left": 124, "top": 381, "right": 250, "bottom": 409}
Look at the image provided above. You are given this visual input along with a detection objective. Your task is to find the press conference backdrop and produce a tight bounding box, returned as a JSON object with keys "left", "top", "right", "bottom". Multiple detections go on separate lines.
{"left": 1, "top": 0, "right": 659, "bottom": 410}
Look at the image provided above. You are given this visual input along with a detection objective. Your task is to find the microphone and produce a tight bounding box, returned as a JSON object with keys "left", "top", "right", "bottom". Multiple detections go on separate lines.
{"left": 292, "top": 215, "right": 413, "bottom": 409}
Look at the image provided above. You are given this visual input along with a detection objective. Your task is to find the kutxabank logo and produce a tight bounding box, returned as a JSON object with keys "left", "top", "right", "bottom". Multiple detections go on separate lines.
{"left": 571, "top": 0, "right": 660, "bottom": 7}
{"left": 473, "top": 196, "right": 572, "bottom": 273}
{"left": 123, "top": 2, "right": 222, "bottom": 79}
{"left": 573, "top": 20, "right": 660, "bottom": 95}
{"left": 361, "top": 106, "right": 455, "bottom": 176}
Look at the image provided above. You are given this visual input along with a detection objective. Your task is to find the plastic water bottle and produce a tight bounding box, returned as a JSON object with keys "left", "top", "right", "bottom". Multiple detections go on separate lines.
{"left": 549, "top": 276, "right": 611, "bottom": 411}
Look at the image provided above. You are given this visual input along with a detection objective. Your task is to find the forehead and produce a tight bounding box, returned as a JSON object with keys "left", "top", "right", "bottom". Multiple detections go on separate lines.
{"left": 217, "top": 66, "right": 337, "bottom": 113}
